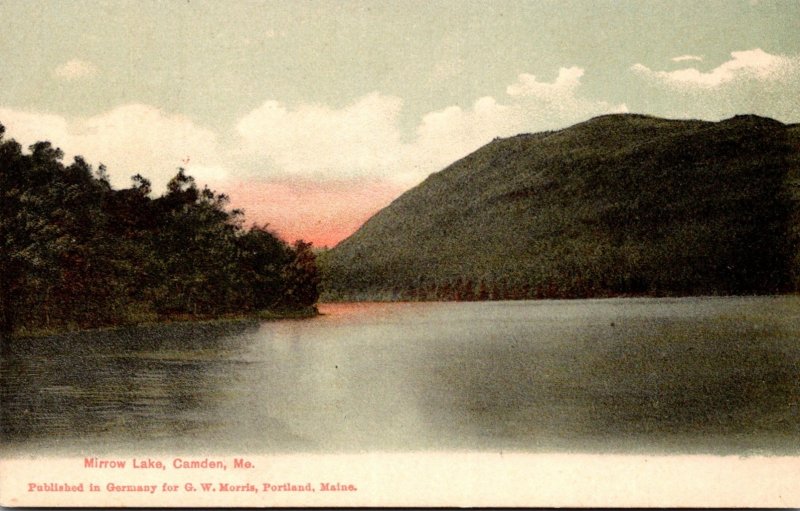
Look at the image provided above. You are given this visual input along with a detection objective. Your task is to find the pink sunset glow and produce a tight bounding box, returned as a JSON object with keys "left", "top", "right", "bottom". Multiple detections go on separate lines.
{"left": 217, "top": 179, "right": 407, "bottom": 248}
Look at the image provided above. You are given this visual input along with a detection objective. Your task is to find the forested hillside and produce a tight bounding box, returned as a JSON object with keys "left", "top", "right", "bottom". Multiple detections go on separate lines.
{"left": 0, "top": 124, "right": 319, "bottom": 338}
{"left": 323, "top": 114, "right": 800, "bottom": 301}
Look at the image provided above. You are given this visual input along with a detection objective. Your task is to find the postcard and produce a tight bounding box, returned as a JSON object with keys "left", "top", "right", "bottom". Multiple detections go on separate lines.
{"left": 2, "top": 0, "right": 800, "bottom": 507}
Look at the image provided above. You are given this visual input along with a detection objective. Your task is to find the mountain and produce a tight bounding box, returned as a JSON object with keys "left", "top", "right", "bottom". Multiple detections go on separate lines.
{"left": 322, "top": 114, "right": 800, "bottom": 301}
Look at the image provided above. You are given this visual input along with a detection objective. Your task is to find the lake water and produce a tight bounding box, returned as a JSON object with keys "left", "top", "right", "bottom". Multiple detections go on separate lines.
{"left": 2, "top": 296, "right": 799, "bottom": 455}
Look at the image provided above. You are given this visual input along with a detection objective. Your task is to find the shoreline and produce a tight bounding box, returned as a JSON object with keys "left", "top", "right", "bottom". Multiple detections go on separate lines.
{"left": 319, "top": 290, "right": 797, "bottom": 303}
{"left": 5, "top": 306, "right": 319, "bottom": 341}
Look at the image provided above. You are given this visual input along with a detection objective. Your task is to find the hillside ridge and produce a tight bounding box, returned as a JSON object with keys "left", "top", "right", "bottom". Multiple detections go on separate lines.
{"left": 323, "top": 114, "right": 799, "bottom": 301}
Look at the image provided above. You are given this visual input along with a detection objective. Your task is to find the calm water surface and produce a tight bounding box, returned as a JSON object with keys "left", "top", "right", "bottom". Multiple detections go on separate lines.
{"left": 2, "top": 297, "right": 799, "bottom": 455}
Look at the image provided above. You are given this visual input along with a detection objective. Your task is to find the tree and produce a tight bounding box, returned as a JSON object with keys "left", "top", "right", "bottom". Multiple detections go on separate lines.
{"left": 1, "top": 129, "right": 321, "bottom": 337}
{"left": 238, "top": 225, "right": 291, "bottom": 309}
{"left": 0, "top": 124, "right": 25, "bottom": 337}
{"left": 282, "top": 240, "right": 321, "bottom": 308}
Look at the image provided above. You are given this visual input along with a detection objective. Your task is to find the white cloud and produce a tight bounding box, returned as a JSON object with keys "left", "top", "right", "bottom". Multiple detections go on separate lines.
{"left": 506, "top": 67, "right": 628, "bottom": 121}
{"left": 671, "top": 55, "right": 703, "bottom": 62}
{"left": 0, "top": 104, "right": 225, "bottom": 192}
{"left": 632, "top": 48, "right": 798, "bottom": 89}
{"left": 235, "top": 92, "right": 405, "bottom": 180}
{"left": 410, "top": 96, "right": 515, "bottom": 175}
{"left": 53, "top": 59, "right": 98, "bottom": 81}
{"left": 408, "top": 68, "right": 626, "bottom": 179}
{"left": 629, "top": 48, "right": 800, "bottom": 122}
{"left": 0, "top": 108, "right": 70, "bottom": 148}
{"left": 506, "top": 66, "right": 584, "bottom": 99}
{"left": 233, "top": 67, "right": 626, "bottom": 186}
{"left": 1, "top": 64, "right": 628, "bottom": 193}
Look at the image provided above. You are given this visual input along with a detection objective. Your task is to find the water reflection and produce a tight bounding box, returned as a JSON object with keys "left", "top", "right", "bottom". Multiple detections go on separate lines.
{"left": 2, "top": 297, "right": 799, "bottom": 455}
{"left": 1, "top": 320, "right": 262, "bottom": 452}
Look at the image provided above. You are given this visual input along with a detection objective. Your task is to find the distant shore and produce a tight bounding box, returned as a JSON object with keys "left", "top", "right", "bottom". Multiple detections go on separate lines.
{"left": 319, "top": 290, "right": 795, "bottom": 303}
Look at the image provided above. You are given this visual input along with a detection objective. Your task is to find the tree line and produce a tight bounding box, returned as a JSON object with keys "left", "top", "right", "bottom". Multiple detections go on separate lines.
{"left": 0, "top": 124, "right": 320, "bottom": 339}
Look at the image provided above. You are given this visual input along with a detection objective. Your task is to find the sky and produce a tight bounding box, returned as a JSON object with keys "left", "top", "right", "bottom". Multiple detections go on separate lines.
{"left": 1, "top": 0, "right": 799, "bottom": 247}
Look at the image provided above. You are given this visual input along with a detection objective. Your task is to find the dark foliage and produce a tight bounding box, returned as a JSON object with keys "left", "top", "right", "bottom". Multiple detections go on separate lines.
{"left": 0, "top": 125, "right": 319, "bottom": 338}
{"left": 322, "top": 114, "right": 800, "bottom": 301}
